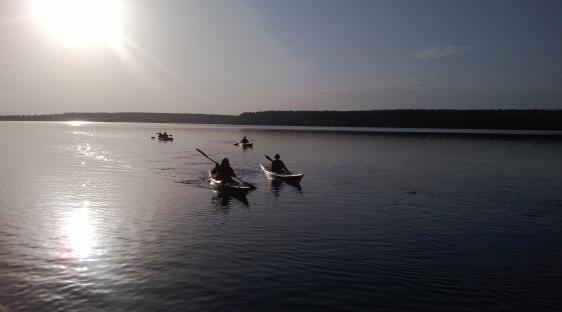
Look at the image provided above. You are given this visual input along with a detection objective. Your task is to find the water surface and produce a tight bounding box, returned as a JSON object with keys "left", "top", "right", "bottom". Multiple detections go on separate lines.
{"left": 1, "top": 121, "right": 561, "bottom": 311}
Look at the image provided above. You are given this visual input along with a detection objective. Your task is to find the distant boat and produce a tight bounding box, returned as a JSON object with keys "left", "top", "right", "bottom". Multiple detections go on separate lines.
{"left": 234, "top": 142, "right": 253, "bottom": 149}
{"left": 157, "top": 136, "right": 173, "bottom": 141}
{"left": 152, "top": 132, "right": 174, "bottom": 141}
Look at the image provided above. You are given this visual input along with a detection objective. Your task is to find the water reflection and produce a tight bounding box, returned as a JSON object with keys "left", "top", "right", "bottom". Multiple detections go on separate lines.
{"left": 76, "top": 143, "right": 111, "bottom": 162}
{"left": 60, "top": 202, "right": 97, "bottom": 260}
{"left": 65, "top": 121, "right": 91, "bottom": 127}
{"left": 212, "top": 193, "right": 249, "bottom": 208}
{"left": 270, "top": 179, "right": 302, "bottom": 197}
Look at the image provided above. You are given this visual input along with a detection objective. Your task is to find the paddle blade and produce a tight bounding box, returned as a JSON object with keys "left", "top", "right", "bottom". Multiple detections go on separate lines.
{"left": 265, "top": 155, "right": 273, "bottom": 162}
{"left": 242, "top": 181, "right": 257, "bottom": 190}
{"left": 235, "top": 177, "right": 257, "bottom": 190}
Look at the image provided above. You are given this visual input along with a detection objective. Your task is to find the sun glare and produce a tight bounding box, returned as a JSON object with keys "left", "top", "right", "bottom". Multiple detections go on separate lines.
{"left": 31, "top": 0, "right": 124, "bottom": 48}
{"left": 61, "top": 206, "right": 96, "bottom": 259}
{"left": 65, "top": 120, "right": 90, "bottom": 126}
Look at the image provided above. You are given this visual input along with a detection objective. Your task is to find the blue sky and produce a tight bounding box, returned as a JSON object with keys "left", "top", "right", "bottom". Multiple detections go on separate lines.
{"left": 0, "top": 0, "right": 561, "bottom": 114}
{"left": 249, "top": 0, "right": 562, "bottom": 109}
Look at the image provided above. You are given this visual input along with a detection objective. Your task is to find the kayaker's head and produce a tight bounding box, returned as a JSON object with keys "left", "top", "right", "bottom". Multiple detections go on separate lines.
{"left": 274, "top": 154, "right": 280, "bottom": 160}
{"left": 220, "top": 158, "right": 230, "bottom": 167}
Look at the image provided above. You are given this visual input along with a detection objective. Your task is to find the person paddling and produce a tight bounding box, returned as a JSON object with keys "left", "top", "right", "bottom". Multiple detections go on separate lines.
{"left": 240, "top": 136, "right": 249, "bottom": 144}
{"left": 271, "top": 154, "right": 290, "bottom": 173}
{"left": 211, "top": 158, "right": 237, "bottom": 182}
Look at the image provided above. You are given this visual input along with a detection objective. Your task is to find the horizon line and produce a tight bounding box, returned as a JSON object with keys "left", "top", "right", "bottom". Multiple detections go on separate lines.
{"left": 2, "top": 108, "right": 562, "bottom": 117}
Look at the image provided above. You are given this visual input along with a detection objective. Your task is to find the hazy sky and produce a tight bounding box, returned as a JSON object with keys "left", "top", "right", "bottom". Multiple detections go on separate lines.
{"left": 1, "top": 0, "right": 561, "bottom": 114}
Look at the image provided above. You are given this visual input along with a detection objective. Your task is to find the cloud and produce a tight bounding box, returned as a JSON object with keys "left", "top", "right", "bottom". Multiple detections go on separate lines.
{"left": 414, "top": 45, "right": 472, "bottom": 60}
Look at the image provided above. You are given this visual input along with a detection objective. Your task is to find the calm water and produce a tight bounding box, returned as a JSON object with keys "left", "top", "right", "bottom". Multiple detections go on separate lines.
{"left": 1, "top": 121, "right": 561, "bottom": 311}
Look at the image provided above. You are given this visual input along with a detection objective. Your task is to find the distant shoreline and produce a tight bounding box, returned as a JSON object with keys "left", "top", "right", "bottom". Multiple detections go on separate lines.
{"left": 1, "top": 109, "right": 561, "bottom": 131}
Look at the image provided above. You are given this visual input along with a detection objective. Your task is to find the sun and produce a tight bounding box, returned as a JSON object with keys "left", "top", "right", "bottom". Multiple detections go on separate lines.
{"left": 31, "top": 0, "right": 125, "bottom": 48}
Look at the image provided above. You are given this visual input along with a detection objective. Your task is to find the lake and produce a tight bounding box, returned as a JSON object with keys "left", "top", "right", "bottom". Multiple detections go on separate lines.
{"left": 1, "top": 121, "right": 561, "bottom": 311}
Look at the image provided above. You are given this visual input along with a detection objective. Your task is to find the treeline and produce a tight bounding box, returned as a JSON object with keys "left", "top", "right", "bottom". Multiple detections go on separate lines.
{"left": 1, "top": 110, "right": 561, "bottom": 130}
{"left": 0, "top": 112, "right": 235, "bottom": 124}
{"left": 237, "top": 110, "right": 562, "bottom": 130}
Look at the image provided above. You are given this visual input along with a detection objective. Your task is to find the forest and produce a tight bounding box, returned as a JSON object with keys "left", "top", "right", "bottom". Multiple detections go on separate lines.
{"left": 1, "top": 110, "right": 561, "bottom": 130}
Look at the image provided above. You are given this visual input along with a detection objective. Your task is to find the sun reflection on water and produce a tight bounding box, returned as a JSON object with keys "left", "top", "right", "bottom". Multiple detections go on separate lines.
{"left": 65, "top": 121, "right": 90, "bottom": 127}
{"left": 60, "top": 202, "right": 96, "bottom": 260}
{"left": 77, "top": 143, "right": 112, "bottom": 162}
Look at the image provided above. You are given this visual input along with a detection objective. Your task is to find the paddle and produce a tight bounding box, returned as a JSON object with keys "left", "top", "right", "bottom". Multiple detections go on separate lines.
{"left": 196, "top": 148, "right": 257, "bottom": 189}
{"left": 196, "top": 148, "right": 218, "bottom": 165}
{"left": 234, "top": 176, "right": 257, "bottom": 190}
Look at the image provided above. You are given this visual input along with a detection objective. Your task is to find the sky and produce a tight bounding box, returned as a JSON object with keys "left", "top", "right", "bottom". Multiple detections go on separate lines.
{"left": 0, "top": 0, "right": 561, "bottom": 115}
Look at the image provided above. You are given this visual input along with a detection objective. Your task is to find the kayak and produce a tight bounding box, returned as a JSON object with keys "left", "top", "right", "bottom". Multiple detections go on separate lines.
{"left": 260, "top": 164, "right": 303, "bottom": 182}
{"left": 158, "top": 137, "right": 173, "bottom": 141}
{"left": 235, "top": 142, "right": 253, "bottom": 148}
{"left": 208, "top": 171, "right": 252, "bottom": 196}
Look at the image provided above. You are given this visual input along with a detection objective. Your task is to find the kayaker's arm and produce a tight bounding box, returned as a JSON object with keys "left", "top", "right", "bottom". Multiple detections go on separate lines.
{"left": 281, "top": 161, "right": 290, "bottom": 173}
{"left": 211, "top": 164, "right": 221, "bottom": 177}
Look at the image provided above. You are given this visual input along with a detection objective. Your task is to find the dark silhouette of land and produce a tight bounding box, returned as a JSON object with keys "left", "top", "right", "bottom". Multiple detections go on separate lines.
{"left": 1, "top": 110, "right": 561, "bottom": 131}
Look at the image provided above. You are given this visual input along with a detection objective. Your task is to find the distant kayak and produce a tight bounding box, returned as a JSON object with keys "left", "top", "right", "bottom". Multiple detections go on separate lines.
{"left": 152, "top": 132, "right": 174, "bottom": 141}
{"left": 209, "top": 171, "right": 252, "bottom": 196}
{"left": 260, "top": 164, "right": 303, "bottom": 182}
{"left": 235, "top": 142, "right": 253, "bottom": 148}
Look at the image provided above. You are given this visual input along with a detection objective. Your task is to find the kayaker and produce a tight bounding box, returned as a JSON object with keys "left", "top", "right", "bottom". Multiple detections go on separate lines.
{"left": 211, "top": 158, "right": 237, "bottom": 182}
{"left": 271, "top": 154, "right": 289, "bottom": 173}
{"left": 240, "top": 136, "right": 249, "bottom": 144}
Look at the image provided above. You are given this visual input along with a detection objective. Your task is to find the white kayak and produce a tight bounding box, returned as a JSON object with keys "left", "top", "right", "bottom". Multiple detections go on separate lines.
{"left": 259, "top": 164, "right": 303, "bottom": 183}
{"left": 208, "top": 171, "right": 252, "bottom": 196}
{"left": 235, "top": 142, "right": 253, "bottom": 148}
